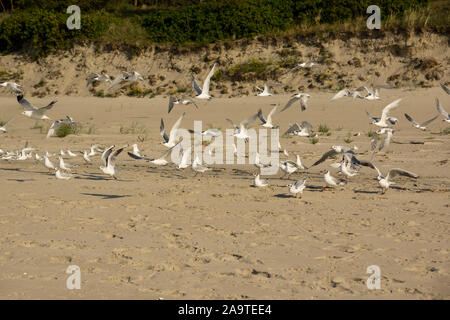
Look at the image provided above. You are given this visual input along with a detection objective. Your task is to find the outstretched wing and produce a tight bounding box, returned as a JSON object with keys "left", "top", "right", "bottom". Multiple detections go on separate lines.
{"left": 38, "top": 100, "right": 57, "bottom": 112}
{"left": 436, "top": 98, "right": 449, "bottom": 118}
{"left": 387, "top": 168, "right": 419, "bottom": 179}
{"left": 421, "top": 114, "right": 439, "bottom": 127}
{"left": 226, "top": 118, "right": 239, "bottom": 130}
{"left": 440, "top": 83, "right": 450, "bottom": 95}
{"left": 108, "top": 73, "right": 125, "bottom": 90}
{"left": 168, "top": 112, "right": 185, "bottom": 144}
{"left": 127, "top": 152, "right": 153, "bottom": 161}
{"left": 331, "top": 89, "right": 349, "bottom": 101}
{"left": 311, "top": 149, "right": 338, "bottom": 167}
{"left": 191, "top": 75, "right": 202, "bottom": 95}
{"left": 240, "top": 113, "right": 258, "bottom": 129}
{"left": 257, "top": 108, "right": 266, "bottom": 124}
{"left": 381, "top": 99, "right": 401, "bottom": 123}
{"left": 17, "top": 95, "right": 37, "bottom": 111}
{"left": 101, "top": 145, "right": 114, "bottom": 167}
{"left": 181, "top": 95, "right": 199, "bottom": 109}
{"left": 201, "top": 63, "right": 216, "bottom": 95}
{"left": 160, "top": 118, "right": 169, "bottom": 143}
{"left": 267, "top": 104, "right": 278, "bottom": 122}
{"left": 283, "top": 123, "right": 301, "bottom": 135}
{"left": 168, "top": 95, "right": 177, "bottom": 114}
{"left": 281, "top": 96, "right": 299, "bottom": 112}
{"left": 108, "top": 145, "right": 128, "bottom": 167}
{"left": 404, "top": 113, "right": 419, "bottom": 126}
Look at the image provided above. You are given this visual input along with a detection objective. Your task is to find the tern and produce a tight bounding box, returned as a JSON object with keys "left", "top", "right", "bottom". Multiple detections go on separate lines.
{"left": 374, "top": 167, "right": 419, "bottom": 194}
{"left": 17, "top": 95, "right": 56, "bottom": 120}
{"left": 366, "top": 98, "right": 401, "bottom": 127}
{"left": 160, "top": 113, "right": 185, "bottom": 148}
{"left": 281, "top": 93, "right": 310, "bottom": 112}
{"left": 100, "top": 145, "right": 128, "bottom": 179}
{"left": 192, "top": 63, "right": 216, "bottom": 100}
{"left": 287, "top": 178, "right": 307, "bottom": 198}
{"left": 257, "top": 104, "right": 278, "bottom": 128}
{"left": 255, "top": 82, "right": 281, "bottom": 96}
{"left": 436, "top": 98, "right": 450, "bottom": 123}
{"left": 404, "top": 113, "right": 439, "bottom": 131}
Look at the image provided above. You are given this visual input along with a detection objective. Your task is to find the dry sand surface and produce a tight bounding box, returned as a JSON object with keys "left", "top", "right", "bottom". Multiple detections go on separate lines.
{"left": 0, "top": 87, "right": 449, "bottom": 299}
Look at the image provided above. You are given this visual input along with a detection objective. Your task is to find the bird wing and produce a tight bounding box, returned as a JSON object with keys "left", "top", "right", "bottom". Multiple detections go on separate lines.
{"left": 168, "top": 95, "right": 177, "bottom": 114}
{"left": 191, "top": 75, "right": 202, "bottom": 95}
{"left": 160, "top": 118, "right": 169, "bottom": 143}
{"left": 255, "top": 85, "right": 263, "bottom": 92}
{"left": 168, "top": 112, "right": 185, "bottom": 144}
{"left": 379, "top": 130, "right": 393, "bottom": 151}
{"left": 301, "top": 121, "right": 313, "bottom": 131}
{"left": 331, "top": 89, "right": 349, "bottom": 101}
{"left": 281, "top": 96, "right": 299, "bottom": 112}
{"left": 365, "top": 111, "right": 378, "bottom": 121}
{"left": 108, "top": 145, "right": 127, "bottom": 167}
{"left": 181, "top": 95, "right": 199, "bottom": 108}
{"left": 101, "top": 145, "right": 114, "bottom": 167}
{"left": 440, "top": 83, "right": 450, "bottom": 95}
{"left": 281, "top": 64, "right": 301, "bottom": 76}
{"left": 436, "top": 98, "right": 449, "bottom": 118}
{"left": 108, "top": 73, "right": 125, "bottom": 90}
{"left": 257, "top": 108, "right": 266, "bottom": 124}
{"left": 240, "top": 113, "right": 258, "bottom": 129}
{"left": 201, "top": 63, "right": 216, "bottom": 95}
{"left": 420, "top": 114, "right": 440, "bottom": 127}
{"left": 86, "top": 73, "right": 99, "bottom": 87}
{"left": 226, "top": 118, "right": 239, "bottom": 130}
{"left": 266, "top": 104, "right": 278, "bottom": 123}
{"left": 387, "top": 168, "right": 419, "bottom": 179}
{"left": 17, "top": 95, "right": 37, "bottom": 111}
{"left": 127, "top": 152, "right": 153, "bottom": 161}
{"left": 381, "top": 99, "right": 401, "bottom": 123}
{"left": 404, "top": 113, "right": 419, "bottom": 126}
{"left": 311, "top": 149, "right": 338, "bottom": 167}
{"left": 300, "top": 95, "right": 309, "bottom": 111}
{"left": 370, "top": 132, "right": 379, "bottom": 151}
{"left": 294, "top": 177, "right": 307, "bottom": 187}
{"left": 283, "top": 123, "right": 301, "bottom": 135}
{"left": 38, "top": 100, "right": 57, "bottom": 112}
{"left": 160, "top": 138, "right": 183, "bottom": 160}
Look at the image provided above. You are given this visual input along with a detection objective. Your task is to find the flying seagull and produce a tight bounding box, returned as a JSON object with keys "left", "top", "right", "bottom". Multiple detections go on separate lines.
{"left": 282, "top": 58, "right": 326, "bottom": 75}
{"left": 108, "top": 70, "right": 144, "bottom": 90}
{"left": 404, "top": 113, "right": 439, "bottom": 131}
{"left": 86, "top": 72, "right": 111, "bottom": 87}
{"left": 436, "top": 98, "right": 450, "bottom": 123}
{"left": 226, "top": 113, "right": 258, "bottom": 140}
{"left": 370, "top": 128, "right": 394, "bottom": 155}
{"left": 281, "top": 93, "right": 310, "bottom": 112}
{"left": 0, "top": 81, "right": 23, "bottom": 95}
{"left": 255, "top": 82, "right": 281, "bottom": 96}
{"left": 128, "top": 139, "right": 183, "bottom": 166}
{"left": 99, "top": 145, "right": 128, "bottom": 179}
{"left": 367, "top": 98, "right": 401, "bottom": 127}
{"left": 374, "top": 166, "right": 419, "bottom": 194}
{"left": 360, "top": 85, "right": 395, "bottom": 100}
{"left": 192, "top": 63, "right": 216, "bottom": 100}
{"left": 168, "top": 95, "right": 198, "bottom": 113}
{"left": 257, "top": 104, "right": 278, "bottom": 128}
{"left": 283, "top": 121, "right": 313, "bottom": 137}
{"left": 287, "top": 178, "right": 307, "bottom": 198}
{"left": 311, "top": 145, "right": 375, "bottom": 170}
{"left": 160, "top": 112, "right": 185, "bottom": 148}
{"left": 17, "top": 95, "right": 56, "bottom": 120}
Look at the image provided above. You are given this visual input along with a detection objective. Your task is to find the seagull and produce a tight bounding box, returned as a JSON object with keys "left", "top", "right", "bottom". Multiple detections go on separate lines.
{"left": 311, "top": 145, "right": 375, "bottom": 169}
{"left": 281, "top": 93, "right": 310, "bottom": 112}
{"left": 254, "top": 173, "right": 268, "bottom": 187}
{"left": 86, "top": 72, "right": 111, "bottom": 87}
{"left": 67, "top": 150, "right": 77, "bottom": 157}
{"left": 371, "top": 128, "right": 394, "bottom": 154}
{"left": 99, "top": 145, "right": 128, "bottom": 179}
{"left": 226, "top": 113, "right": 258, "bottom": 140}
{"left": 131, "top": 144, "right": 142, "bottom": 157}
{"left": 82, "top": 150, "right": 91, "bottom": 163}
{"left": 404, "top": 113, "right": 439, "bottom": 131}
{"left": 295, "top": 154, "right": 307, "bottom": 170}
{"left": 283, "top": 121, "right": 313, "bottom": 137}
{"left": 177, "top": 146, "right": 191, "bottom": 169}
{"left": 257, "top": 104, "right": 278, "bottom": 128}
{"left": 60, "top": 150, "right": 66, "bottom": 156}
{"left": 55, "top": 168, "right": 73, "bottom": 180}
{"left": 255, "top": 82, "right": 281, "bottom": 96}
{"left": 280, "top": 160, "right": 300, "bottom": 178}
{"left": 282, "top": 58, "right": 326, "bottom": 75}
{"left": 0, "top": 81, "right": 23, "bottom": 95}
{"left": 17, "top": 95, "right": 57, "bottom": 120}
{"left": 35, "top": 153, "right": 43, "bottom": 161}
{"left": 340, "top": 159, "right": 358, "bottom": 183}
{"left": 108, "top": 70, "right": 144, "bottom": 90}
{"left": 59, "top": 157, "right": 75, "bottom": 171}
{"left": 436, "top": 98, "right": 450, "bottom": 123}
{"left": 253, "top": 152, "right": 270, "bottom": 169}
{"left": 323, "top": 170, "right": 345, "bottom": 191}
{"left": 128, "top": 139, "right": 182, "bottom": 166}
{"left": 373, "top": 166, "right": 419, "bottom": 194}
{"left": 44, "top": 155, "right": 55, "bottom": 170}
{"left": 440, "top": 83, "right": 450, "bottom": 95}
{"left": 192, "top": 63, "right": 216, "bottom": 100}
{"left": 188, "top": 128, "right": 221, "bottom": 138}
{"left": 360, "top": 85, "right": 395, "bottom": 100}
{"left": 168, "top": 95, "right": 198, "bottom": 113}
{"left": 287, "top": 178, "right": 307, "bottom": 198}
{"left": 330, "top": 87, "right": 368, "bottom": 100}
{"left": 192, "top": 154, "right": 210, "bottom": 175}
{"left": 0, "top": 118, "right": 13, "bottom": 133}
{"left": 367, "top": 98, "right": 401, "bottom": 127}
{"left": 160, "top": 113, "right": 185, "bottom": 148}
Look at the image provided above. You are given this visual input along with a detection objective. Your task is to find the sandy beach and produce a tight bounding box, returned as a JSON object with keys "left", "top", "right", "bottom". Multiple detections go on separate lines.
{"left": 0, "top": 87, "right": 449, "bottom": 299}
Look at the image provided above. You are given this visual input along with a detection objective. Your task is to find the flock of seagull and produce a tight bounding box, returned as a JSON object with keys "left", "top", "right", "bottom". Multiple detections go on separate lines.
{"left": 1, "top": 61, "right": 449, "bottom": 197}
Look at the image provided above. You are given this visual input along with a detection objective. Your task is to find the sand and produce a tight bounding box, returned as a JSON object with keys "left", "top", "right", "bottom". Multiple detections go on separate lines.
{"left": 0, "top": 87, "right": 449, "bottom": 299}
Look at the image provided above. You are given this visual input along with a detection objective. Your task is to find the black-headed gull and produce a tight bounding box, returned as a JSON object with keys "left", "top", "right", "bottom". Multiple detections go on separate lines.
{"left": 287, "top": 178, "right": 307, "bottom": 198}
{"left": 373, "top": 166, "right": 418, "bottom": 194}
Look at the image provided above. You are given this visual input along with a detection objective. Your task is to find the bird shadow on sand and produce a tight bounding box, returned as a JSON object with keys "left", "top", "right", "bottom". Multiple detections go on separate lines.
{"left": 7, "top": 178, "right": 36, "bottom": 182}
{"left": 0, "top": 167, "right": 21, "bottom": 172}
{"left": 74, "top": 174, "right": 133, "bottom": 182}
{"left": 274, "top": 193, "right": 294, "bottom": 198}
{"left": 353, "top": 189, "right": 380, "bottom": 194}
{"left": 81, "top": 193, "right": 131, "bottom": 199}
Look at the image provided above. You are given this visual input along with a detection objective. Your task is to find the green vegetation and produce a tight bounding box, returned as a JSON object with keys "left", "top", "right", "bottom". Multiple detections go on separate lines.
{"left": 54, "top": 123, "right": 81, "bottom": 137}
{"left": 0, "top": 0, "right": 446, "bottom": 58}
{"left": 310, "top": 137, "right": 319, "bottom": 144}
{"left": 318, "top": 124, "right": 330, "bottom": 135}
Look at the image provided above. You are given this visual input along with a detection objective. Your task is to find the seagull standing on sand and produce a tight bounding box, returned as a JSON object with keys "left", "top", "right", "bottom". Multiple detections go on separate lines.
{"left": 374, "top": 166, "right": 419, "bottom": 194}
{"left": 55, "top": 168, "right": 73, "bottom": 180}
{"left": 367, "top": 98, "right": 401, "bottom": 127}
{"left": 192, "top": 63, "right": 216, "bottom": 100}
{"left": 59, "top": 157, "right": 75, "bottom": 172}
{"left": 254, "top": 173, "right": 268, "bottom": 187}
{"left": 160, "top": 113, "right": 185, "bottom": 148}
{"left": 281, "top": 93, "right": 310, "bottom": 112}
{"left": 323, "top": 170, "right": 345, "bottom": 191}
{"left": 255, "top": 82, "right": 281, "bottom": 96}
{"left": 99, "top": 145, "right": 128, "bottom": 179}
{"left": 44, "top": 155, "right": 55, "bottom": 171}
{"left": 17, "top": 95, "right": 57, "bottom": 120}
{"left": 192, "top": 154, "right": 210, "bottom": 175}
{"left": 287, "top": 178, "right": 307, "bottom": 198}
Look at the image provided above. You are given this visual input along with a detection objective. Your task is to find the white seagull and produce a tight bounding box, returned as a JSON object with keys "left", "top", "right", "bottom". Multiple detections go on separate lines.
{"left": 59, "top": 157, "right": 75, "bottom": 172}
{"left": 100, "top": 145, "right": 128, "bottom": 179}
{"left": 44, "top": 155, "right": 56, "bottom": 170}
{"left": 168, "top": 95, "right": 198, "bottom": 113}
{"left": 0, "top": 81, "right": 23, "bottom": 95}
{"left": 226, "top": 113, "right": 258, "bottom": 141}
{"left": 55, "top": 168, "right": 73, "bottom": 180}
{"left": 86, "top": 72, "right": 111, "bottom": 87}
{"left": 374, "top": 166, "right": 419, "bottom": 194}
{"left": 192, "top": 154, "right": 210, "bottom": 175}
{"left": 128, "top": 140, "right": 182, "bottom": 166}
{"left": 160, "top": 113, "right": 185, "bottom": 148}
{"left": 283, "top": 121, "right": 313, "bottom": 137}
{"left": 404, "top": 113, "right": 439, "bottom": 131}
{"left": 108, "top": 70, "right": 144, "bottom": 90}
{"left": 367, "top": 98, "right": 401, "bottom": 127}
{"left": 17, "top": 95, "right": 57, "bottom": 120}
{"left": 257, "top": 104, "right": 278, "bottom": 128}
{"left": 0, "top": 118, "right": 13, "bottom": 133}
{"left": 323, "top": 170, "right": 345, "bottom": 190}
{"left": 255, "top": 82, "right": 281, "bottom": 96}
{"left": 436, "top": 98, "right": 450, "bottom": 123}
{"left": 281, "top": 93, "right": 310, "bottom": 112}
{"left": 282, "top": 58, "right": 326, "bottom": 75}
{"left": 287, "top": 178, "right": 307, "bottom": 198}
{"left": 254, "top": 173, "right": 269, "bottom": 187}
{"left": 192, "top": 63, "right": 216, "bottom": 100}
